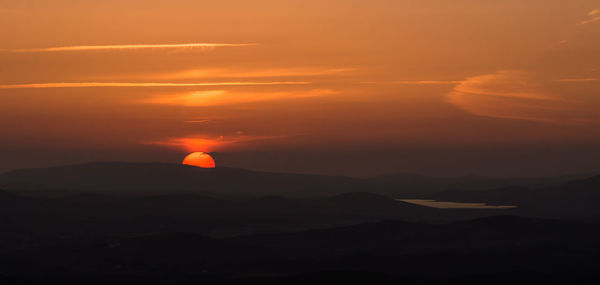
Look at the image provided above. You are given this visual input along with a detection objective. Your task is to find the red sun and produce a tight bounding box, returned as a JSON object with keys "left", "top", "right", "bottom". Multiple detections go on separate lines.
{"left": 182, "top": 152, "right": 216, "bottom": 168}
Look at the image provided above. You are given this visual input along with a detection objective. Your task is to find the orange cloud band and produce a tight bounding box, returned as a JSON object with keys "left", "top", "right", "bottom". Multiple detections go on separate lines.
{"left": 5, "top": 43, "right": 256, "bottom": 53}
{"left": 0, "top": 82, "right": 310, "bottom": 89}
{"left": 361, "top": 80, "right": 461, "bottom": 85}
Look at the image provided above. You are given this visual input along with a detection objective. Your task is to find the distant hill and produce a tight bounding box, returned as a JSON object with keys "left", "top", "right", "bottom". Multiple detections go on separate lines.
{"left": 0, "top": 189, "right": 16, "bottom": 203}
{"left": 0, "top": 162, "right": 364, "bottom": 197}
{"left": 372, "top": 171, "right": 595, "bottom": 196}
{"left": 561, "top": 175, "right": 600, "bottom": 196}
{"left": 0, "top": 162, "right": 591, "bottom": 198}
{"left": 429, "top": 186, "right": 543, "bottom": 204}
{"left": 428, "top": 174, "right": 600, "bottom": 217}
{"left": 0, "top": 189, "right": 451, "bottom": 238}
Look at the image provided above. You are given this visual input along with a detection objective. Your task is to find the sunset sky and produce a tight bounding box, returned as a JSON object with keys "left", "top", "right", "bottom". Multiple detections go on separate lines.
{"left": 1, "top": 0, "right": 599, "bottom": 176}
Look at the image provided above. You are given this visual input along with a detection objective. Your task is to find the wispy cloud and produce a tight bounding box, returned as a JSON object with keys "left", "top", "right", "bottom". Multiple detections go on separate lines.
{"left": 183, "top": 120, "right": 211, "bottom": 124}
{"left": 155, "top": 68, "right": 356, "bottom": 80}
{"left": 578, "top": 9, "right": 600, "bottom": 26}
{"left": 557, "top": 78, "right": 600, "bottom": 82}
{"left": 148, "top": 134, "right": 285, "bottom": 152}
{"left": 87, "top": 67, "right": 356, "bottom": 82}
{"left": 141, "top": 89, "right": 335, "bottom": 107}
{"left": 0, "top": 81, "right": 309, "bottom": 89}
{"left": 3, "top": 43, "right": 256, "bottom": 53}
{"left": 447, "top": 70, "right": 577, "bottom": 124}
{"left": 361, "top": 80, "right": 461, "bottom": 85}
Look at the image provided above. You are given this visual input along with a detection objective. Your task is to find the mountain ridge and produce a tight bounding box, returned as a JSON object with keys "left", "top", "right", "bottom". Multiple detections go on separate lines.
{"left": 1, "top": 162, "right": 598, "bottom": 199}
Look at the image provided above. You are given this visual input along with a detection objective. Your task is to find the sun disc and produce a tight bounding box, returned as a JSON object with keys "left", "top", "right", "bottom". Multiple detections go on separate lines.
{"left": 182, "top": 152, "right": 216, "bottom": 168}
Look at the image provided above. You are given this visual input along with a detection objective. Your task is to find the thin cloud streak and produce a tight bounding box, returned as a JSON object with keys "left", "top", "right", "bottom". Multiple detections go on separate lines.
{"left": 361, "top": 80, "right": 461, "bottom": 85}
{"left": 0, "top": 82, "right": 310, "bottom": 89}
{"left": 156, "top": 68, "right": 356, "bottom": 80}
{"left": 557, "top": 78, "right": 600, "bottom": 82}
{"left": 447, "top": 71, "right": 579, "bottom": 124}
{"left": 142, "top": 89, "right": 335, "bottom": 107}
{"left": 578, "top": 9, "right": 600, "bottom": 26}
{"left": 4, "top": 43, "right": 256, "bottom": 53}
{"left": 148, "top": 134, "right": 287, "bottom": 152}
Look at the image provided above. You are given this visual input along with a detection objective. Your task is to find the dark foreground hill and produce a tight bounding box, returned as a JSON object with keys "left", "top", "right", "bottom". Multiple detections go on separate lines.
{"left": 0, "top": 190, "right": 499, "bottom": 240}
{"left": 1, "top": 216, "right": 599, "bottom": 284}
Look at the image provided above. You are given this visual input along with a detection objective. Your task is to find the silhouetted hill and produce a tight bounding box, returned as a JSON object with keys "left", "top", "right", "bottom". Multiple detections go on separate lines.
{"left": 0, "top": 189, "right": 15, "bottom": 198}
{"left": 230, "top": 215, "right": 599, "bottom": 257}
{"left": 561, "top": 175, "right": 600, "bottom": 196}
{"left": 1, "top": 162, "right": 591, "bottom": 198}
{"left": 312, "top": 192, "right": 435, "bottom": 218}
{"left": 4, "top": 162, "right": 600, "bottom": 220}
{"left": 3, "top": 189, "right": 484, "bottom": 239}
{"left": 453, "top": 215, "right": 585, "bottom": 235}
{"left": 562, "top": 174, "right": 600, "bottom": 187}
{"left": 0, "top": 162, "right": 364, "bottom": 197}
{"left": 430, "top": 186, "right": 542, "bottom": 204}
{"left": 427, "top": 174, "right": 600, "bottom": 217}
{"left": 372, "top": 172, "right": 592, "bottom": 196}
{"left": 329, "top": 192, "right": 397, "bottom": 202}
{"left": 3, "top": 216, "right": 600, "bottom": 283}
{"left": 0, "top": 189, "right": 18, "bottom": 205}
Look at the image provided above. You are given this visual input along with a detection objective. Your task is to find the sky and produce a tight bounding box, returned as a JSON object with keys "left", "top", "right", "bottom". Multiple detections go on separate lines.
{"left": 1, "top": 0, "right": 599, "bottom": 177}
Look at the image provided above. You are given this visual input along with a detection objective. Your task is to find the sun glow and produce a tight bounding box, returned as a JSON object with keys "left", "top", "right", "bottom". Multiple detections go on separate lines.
{"left": 182, "top": 152, "right": 216, "bottom": 168}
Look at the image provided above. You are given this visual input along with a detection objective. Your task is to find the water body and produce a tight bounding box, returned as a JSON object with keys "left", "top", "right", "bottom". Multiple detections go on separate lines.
{"left": 398, "top": 199, "right": 517, "bottom": 209}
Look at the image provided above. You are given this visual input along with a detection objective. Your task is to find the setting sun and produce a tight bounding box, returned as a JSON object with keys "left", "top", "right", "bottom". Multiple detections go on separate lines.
{"left": 182, "top": 152, "right": 216, "bottom": 168}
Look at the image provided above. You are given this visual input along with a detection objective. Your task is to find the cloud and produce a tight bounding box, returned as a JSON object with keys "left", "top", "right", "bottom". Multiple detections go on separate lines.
{"left": 361, "top": 80, "right": 461, "bottom": 85}
{"left": 451, "top": 13, "right": 599, "bottom": 125}
{"left": 447, "top": 70, "right": 580, "bottom": 124}
{"left": 141, "top": 89, "right": 335, "bottom": 107}
{"left": 578, "top": 9, "right": 600, "bottom": 27}
{"left": 148, "top": 134, "right": 285, "bottom": 152}
{"left": 3, "top": 43, "right": 256, "bottom": 53}
{"left": 183, "top": 120, "right": 211, "bottom": 124}
{"left": 0, "top": 81, "right": 309, "bottom": 89}
{"left": 154, "top": 67, "right": 356, "bottom": 80}
{"left": 557, "top": 78, "right": 600, "bottom": 82}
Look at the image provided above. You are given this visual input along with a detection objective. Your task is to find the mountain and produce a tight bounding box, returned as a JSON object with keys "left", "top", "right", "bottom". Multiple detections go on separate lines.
{"left": 0, "top": 162, "right": 364, "bottom": 197}
{"left": 428, "top": 174, "right": 600, "bottom": 217}
{"left": 2, "top": 162, "right": 600, "bottom": 283}
{"left": 0, "top": 162, "right": 591, "bottom": 198}
{"left": 561, "top": 175, "right": 600, "bottom": 195}
{"left": 0, "top": 189, "right": 15, "bottom": 198}
{"left": 311, "top": 192, "right": 437, "bottom": 218}
{"left": 3, "top": 216, "right": 600, "bottom": 283}
{"left": 0, "top": 189, "right": 18, "bottom": 204}
{"left": 429, "top": 186, "right": 544, "bottom": 204}
{"left": 2, "top": 189, "right": 480, "bottom": 239}
{"left": 372, "top": 172, "right": 594, "bottom": 196}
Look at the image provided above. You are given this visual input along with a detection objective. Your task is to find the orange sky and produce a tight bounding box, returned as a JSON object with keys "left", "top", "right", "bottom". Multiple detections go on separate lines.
{"left": 1, "top": 0, "right": 599, "bottom": 176}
